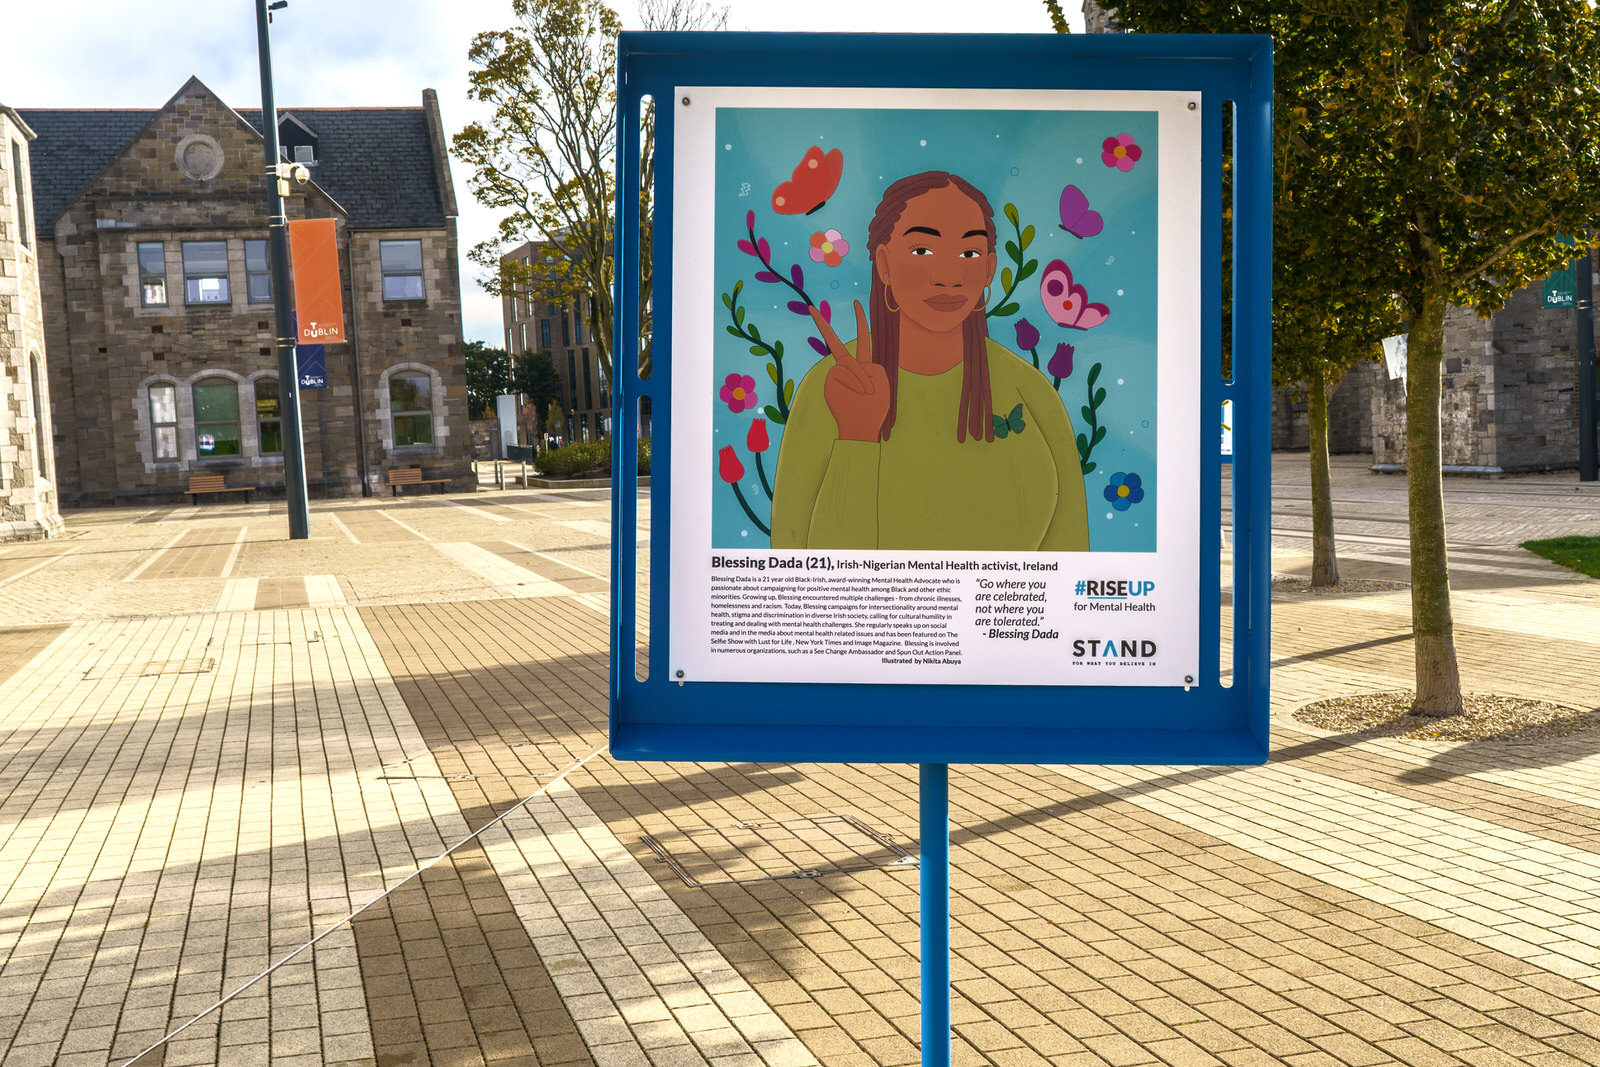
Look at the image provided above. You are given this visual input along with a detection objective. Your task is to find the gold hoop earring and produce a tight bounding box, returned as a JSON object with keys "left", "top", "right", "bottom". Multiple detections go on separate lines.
{"left": 982, "top": 285, "right": 991, "bottom": 306}
{"left": 884, "top": 287, "right": 900, "bottom": 313}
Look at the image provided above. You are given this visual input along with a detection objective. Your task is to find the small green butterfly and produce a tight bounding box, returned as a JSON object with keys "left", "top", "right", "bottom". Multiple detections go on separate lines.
{"left": 993, "top": 403, "right": 1026, "bottom": 438}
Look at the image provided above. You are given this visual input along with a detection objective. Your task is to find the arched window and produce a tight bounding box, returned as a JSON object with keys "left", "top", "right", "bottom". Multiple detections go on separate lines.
{"left": 255, "top": 378, "right": 282, "bottom": 455}
{"left": 192, "top": 377, "right": 241, "bottom": 457}
{"left": 28, "top": 355, "right": 47, "bottom": 478}
{"left": 149, "top": 382, "right": 179, "bottom": 461}
{"left": 389, "top": 373, "right": 433, "bottom": 447}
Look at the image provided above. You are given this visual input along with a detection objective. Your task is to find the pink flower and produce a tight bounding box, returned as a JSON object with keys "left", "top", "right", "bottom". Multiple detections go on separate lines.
{"left": 808, "top": 228, "right": 849, "bottom": 267}
{"left": 719, "top": 373, "right": 758, "bottom": 413}
{"left": 1101, "top": 134, "right": 1142, "bottom": 172}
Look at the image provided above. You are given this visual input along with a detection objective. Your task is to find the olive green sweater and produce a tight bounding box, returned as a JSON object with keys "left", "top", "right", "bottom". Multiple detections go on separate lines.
{"left": 769, "top": 339, "right": 1089, "bottom": 551}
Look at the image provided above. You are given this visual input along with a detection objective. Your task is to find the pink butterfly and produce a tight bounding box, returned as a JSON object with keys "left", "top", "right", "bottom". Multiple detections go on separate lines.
{"left": 1040, "top": 260, "right": 1109, "bottom": 330}
{"left": 1057, "top": 184, "right": 1103, "bottom": 239}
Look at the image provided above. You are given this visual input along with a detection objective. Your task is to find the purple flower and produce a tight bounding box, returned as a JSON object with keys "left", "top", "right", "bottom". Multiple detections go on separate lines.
{"left": 1014, "top": 317, "right": 1040, "bottom": 351}
{"left": 1048, "top": 342, "right": 1075, "bottom": 379}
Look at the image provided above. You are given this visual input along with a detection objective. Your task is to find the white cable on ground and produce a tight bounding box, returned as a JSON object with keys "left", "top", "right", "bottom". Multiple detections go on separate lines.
{"left": 120, "top": 743, "right": 609, "bottom": 1066}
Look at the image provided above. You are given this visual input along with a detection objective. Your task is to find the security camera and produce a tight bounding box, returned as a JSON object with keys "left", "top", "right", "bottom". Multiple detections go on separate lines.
{"left": 292, "top": 164, "right": 310, "bottom": 185}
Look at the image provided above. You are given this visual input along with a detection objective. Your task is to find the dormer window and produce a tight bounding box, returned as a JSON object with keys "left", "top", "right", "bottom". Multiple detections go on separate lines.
{"left": 278, "top": 113, "right": 319, "bottom": 169}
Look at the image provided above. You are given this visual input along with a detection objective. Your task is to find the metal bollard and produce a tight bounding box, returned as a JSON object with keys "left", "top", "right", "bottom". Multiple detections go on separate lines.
{"left": 521, "top": 459, "right": 528, "bottom": 488}
{"left": 496, "top": 460, "right": 504, "bottom": 490}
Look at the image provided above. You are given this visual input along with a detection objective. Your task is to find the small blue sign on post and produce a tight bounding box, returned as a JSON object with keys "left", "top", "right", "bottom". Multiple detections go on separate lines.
{"left": 611, "top": 31, "right": 1273, "bottom": 1067}
{"left": 297, "top": 343, "right": 326, "bottom": 389}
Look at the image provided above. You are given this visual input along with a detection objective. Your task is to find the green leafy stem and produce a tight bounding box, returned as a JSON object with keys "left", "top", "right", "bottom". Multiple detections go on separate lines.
{"left": 1076, "top": 362, "right": 1108, "bottom": 476}
{"left": 987, "top": 202, "right": 1037, "bottom": 319}
{"left": 721, "top": 280, "right": 795, "bottom": 424}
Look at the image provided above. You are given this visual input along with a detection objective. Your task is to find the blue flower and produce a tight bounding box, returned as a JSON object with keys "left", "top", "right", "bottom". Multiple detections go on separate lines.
{"left": 1103, "top": 472, "right": 1144, "bottom": 511}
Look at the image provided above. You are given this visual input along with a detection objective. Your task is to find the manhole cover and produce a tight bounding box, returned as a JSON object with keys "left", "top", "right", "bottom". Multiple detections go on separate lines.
{"left": 642, "top": 815, "right": 915, "bottom": 888}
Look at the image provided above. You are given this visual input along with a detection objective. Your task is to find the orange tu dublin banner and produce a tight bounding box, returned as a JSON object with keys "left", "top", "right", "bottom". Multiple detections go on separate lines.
{"left": 287, "top": 219, "right": 346, "bottom": 344}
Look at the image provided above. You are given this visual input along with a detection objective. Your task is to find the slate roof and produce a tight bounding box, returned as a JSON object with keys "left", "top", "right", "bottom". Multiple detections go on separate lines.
{"left": 16, "top": 104, "right": 449, "bottom": 236}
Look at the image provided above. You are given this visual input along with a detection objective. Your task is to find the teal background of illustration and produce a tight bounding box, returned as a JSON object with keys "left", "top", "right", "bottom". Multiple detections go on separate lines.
{"left": 710, "top": 106, "right": 1161, "bottom": 551}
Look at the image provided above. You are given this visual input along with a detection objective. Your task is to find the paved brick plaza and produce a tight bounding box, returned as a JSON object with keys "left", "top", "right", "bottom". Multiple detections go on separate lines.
{"left": 2, "top": 455, "right": 1600, "bottom": 1067}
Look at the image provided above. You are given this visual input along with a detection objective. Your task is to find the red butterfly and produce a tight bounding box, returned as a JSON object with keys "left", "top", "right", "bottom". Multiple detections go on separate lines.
{"left": 772, "top": 146, "right": 843, "bottom": 215}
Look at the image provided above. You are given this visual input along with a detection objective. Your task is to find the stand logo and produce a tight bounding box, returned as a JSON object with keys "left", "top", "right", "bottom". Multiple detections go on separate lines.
{"left": 1071, "top": 637, "right": 1157, "bottom": 664}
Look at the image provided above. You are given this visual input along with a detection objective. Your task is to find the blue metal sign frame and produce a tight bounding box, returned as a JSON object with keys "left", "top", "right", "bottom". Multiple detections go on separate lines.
{"left": 611, "top": 32, "right": 1272, "bottom": 767}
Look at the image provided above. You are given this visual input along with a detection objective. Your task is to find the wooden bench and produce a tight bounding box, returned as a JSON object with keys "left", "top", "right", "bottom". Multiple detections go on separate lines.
{"left": 185, "top": 473, "right": 251, "bottom": 504}
{"left": 384, "top": 467, "right": 450, "bottom": 496}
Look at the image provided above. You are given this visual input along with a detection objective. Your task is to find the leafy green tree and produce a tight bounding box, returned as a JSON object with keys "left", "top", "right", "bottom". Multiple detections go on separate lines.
{"left": 546, "top": 398, "right": 568, "bottom": 445}
{"left": 1073, "top": 0, "right": 1600, "bottom": 715}
{"left": 515, "top": 349, "right": 564, "bottom": 424}
{"left": 454, "top": 0, "right": 727, "bottom": 389}
{"left": 464, "top": 341, "right": 514, "bottom": 420}
{"left": 455, "top": 0, "right": 622, "bottom": 384}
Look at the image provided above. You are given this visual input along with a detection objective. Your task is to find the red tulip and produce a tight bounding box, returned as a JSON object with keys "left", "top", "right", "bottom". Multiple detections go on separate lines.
{"left": 718, "top": 445, "right": 745, "bottom": 484}
{"left": 747, "top": 419, "right": 769, "bottom": 453}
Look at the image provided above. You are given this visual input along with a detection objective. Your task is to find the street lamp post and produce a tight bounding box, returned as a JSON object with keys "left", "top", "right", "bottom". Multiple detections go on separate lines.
{"left": 255, "top": 0, "right": 312, "bottom": 538}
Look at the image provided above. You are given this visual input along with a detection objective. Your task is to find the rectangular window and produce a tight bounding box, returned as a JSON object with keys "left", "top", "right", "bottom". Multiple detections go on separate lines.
{"left": 567, "top": 351, "right": 577, "bottom": 412}
{"left": 256, "top": 378, "right": 282, "bottom": 455}
{"left": 539, "top": 319, "right": 551, "bottom": 349}
{"left": 390, "top": 373, "right": 433, "bottom": 446}
{"left": 245, "top": 240, "right": 272, "bottom": 303}
{"left": 192, "top": 378, "right": 241, "bottom": 456}
{"left": 380, "top": 239, "right": 424, "bottom": 301}
{"left": 583, "top": 347, "right": 593, "bottom": 410}
{"left": 560, "top": 307, "right": 571, "bottom": 347}
{"left": 11, "top": 141, "right": 30, "bottom": 250}
{"left": 139, "top": 242, "right": 168, "bottom": 307}
{"left": 182, "top": 241, "right": 230, "bottom": 304}
{"left": 520, "top": 323, "right": 528, "bottom": 354}
{"left": 149, "top": 383, "right": 178, "bottom": 461}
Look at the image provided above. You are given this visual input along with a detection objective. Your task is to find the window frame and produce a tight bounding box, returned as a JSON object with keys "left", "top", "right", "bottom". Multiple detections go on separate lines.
{"left": 11, "top": 140, "right": 30, "bottom": 251}
{"left": 191, "top": 377, "right": 242, "bottom": 458}
{"left": 28, "top": 355, "right": 47, "bottom": 478}
{"left": 138, "top": 242, "right": 168, "bottom": 308}
{"left": 389, "top": 372, "right": 434, "bottom": 448}
{"left": 149, "top": 382, "right": 179, "bottom": 462}
{"left": 255, "top": 377, "right": 283, "bottom": 456}
{"left": 380, "top": 239, "right": 425, "bottom": 302}
{"left": 181, "top": 240, "right": 230, "bottom": 305}
{"left": 244, "top": 239, "right": 272, "bottom": 304}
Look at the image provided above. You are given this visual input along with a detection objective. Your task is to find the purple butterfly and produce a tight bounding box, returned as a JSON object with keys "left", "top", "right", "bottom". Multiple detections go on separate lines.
{"left": 1058, "top": 184, "right": 1103, "bottom": 239}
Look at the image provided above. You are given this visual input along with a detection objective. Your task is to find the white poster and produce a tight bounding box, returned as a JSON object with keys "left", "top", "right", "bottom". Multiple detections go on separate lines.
{"left": 669, "top": 86, "right": 1203, "bottom": 687}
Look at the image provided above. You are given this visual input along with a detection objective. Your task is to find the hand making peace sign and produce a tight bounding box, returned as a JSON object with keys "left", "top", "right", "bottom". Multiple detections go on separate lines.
{"left": 809, "top": 301, "right": 891, "bottom": 443}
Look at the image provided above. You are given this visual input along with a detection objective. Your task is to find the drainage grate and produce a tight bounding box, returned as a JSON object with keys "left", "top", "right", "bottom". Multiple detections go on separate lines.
{"left": 642, "top": 814, "right": 915, "bottom": 888}
{"left": 84, "top": 657, "right": 215, "bottom": 680}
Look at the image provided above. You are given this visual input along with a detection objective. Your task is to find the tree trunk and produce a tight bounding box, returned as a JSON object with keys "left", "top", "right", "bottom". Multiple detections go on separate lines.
{"left": 1308, "top": 372, "right": 1339, "bottom": 588}
{"left": 1405, "top": 286, "right": 1464, "bottom": 716}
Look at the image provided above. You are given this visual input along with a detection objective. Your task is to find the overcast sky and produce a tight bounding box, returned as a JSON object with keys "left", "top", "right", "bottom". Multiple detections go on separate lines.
{"left": 0, "top": 0, "right": 1084, "bottom": 348}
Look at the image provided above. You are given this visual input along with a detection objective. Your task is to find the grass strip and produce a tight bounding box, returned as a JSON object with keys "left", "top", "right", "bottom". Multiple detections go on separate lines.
{"left": 1522, "top": 535, "right": 1600, "bottom": 579}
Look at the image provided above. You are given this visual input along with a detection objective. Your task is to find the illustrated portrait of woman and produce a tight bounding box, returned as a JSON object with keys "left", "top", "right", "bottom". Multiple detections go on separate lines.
{"left": 769, "top": 171, "right": 1090, "bottom": 551}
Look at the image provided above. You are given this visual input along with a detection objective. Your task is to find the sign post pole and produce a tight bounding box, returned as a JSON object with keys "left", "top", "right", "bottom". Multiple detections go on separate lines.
{"left": 253, "top": 0, "right": 310, "bottom": 540}
{"left": 920, "top": 764, "right": 950, "bottom": 1067}
{"left": 1576, "top": 247, "right": 1596, "bottom": 483}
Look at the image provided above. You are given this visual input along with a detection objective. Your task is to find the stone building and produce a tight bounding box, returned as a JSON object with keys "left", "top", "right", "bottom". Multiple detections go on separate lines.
{"left": 500, "top": 241, "right": 612, "bottom": 445}
{"left": 1370, "top": 264, "right": 1600, "bottom": 473}
{"left": 0, "top": 105, "right": 63, "bottom": 540}
{"left": 19, "top": 77, "right": 473, "bottom": 505}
